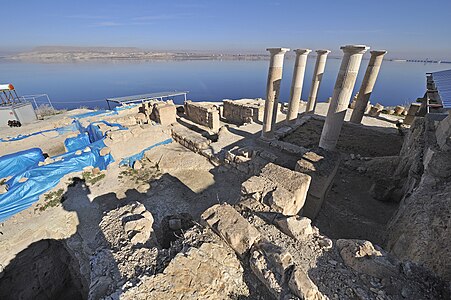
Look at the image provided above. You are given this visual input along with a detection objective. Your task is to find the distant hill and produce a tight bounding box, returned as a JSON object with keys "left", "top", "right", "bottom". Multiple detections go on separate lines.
{"left": 31, "top": 46, "right": 142, "bottom": 53}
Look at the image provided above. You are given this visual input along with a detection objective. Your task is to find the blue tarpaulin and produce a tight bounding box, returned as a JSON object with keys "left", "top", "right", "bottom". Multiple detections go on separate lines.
{"left": 0, "top": 139, "right": 113, "bottom": 221}
{"left": 0, "top": 110, "right": 167, "bottom": 222}
{"left": 69, "top": 110, "right": 115, "bottom": 119}
{"left": 0, "top": 118, "right": 121, "bottom": 222}
{"left": 0, "top": 123, "right": 78, "bottom": 142}
{"left": 73, "top": 120, "right": 127, "bottom": 143}
{"left": 120, "top": 138, "right": 173, "bottom": 167}
{"left": 64, "top": 133, "right": 91, "bottom": 152}
{"left": 0, "top": 148, "right": 45, "bottom": 180}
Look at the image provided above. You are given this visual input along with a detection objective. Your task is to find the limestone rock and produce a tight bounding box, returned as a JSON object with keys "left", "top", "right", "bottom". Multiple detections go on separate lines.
{"left": 295, "top": 148, "right": 340, "bottom": 219}
{"left": 241, "top": 175, "right": 276, "bottom": 199}
{"left": 270, "top": 140, "right": 308, "bottom": 155}
{"left": 249, "top": 240, "right": 294, "bottom": 298}
{"left": 44, "top": 157, "right": 54, "bottom": 165}
{"left": 240, "top": 163, "right": 312, "bottom": 216}
{"left": 260, "top": 163, "right": 311, "bottom": 216}
{"left": 0, "top": 184, "right": 8, "bottom": 194}
{"left": 122, "top": 211, "right": 154, "bottom": 245}
{"left": 152, "top": 102, "right": 177, "bottom": 126}
{"left": 133, "top": 160, "right": 142, "bottom": 170}
{"left": 222, "top": 98, "right": 265, "bottom": 125}
{"left": 97, "top": 202, "right": 157, "bottom": 249}
{"left": 336, "top": 239, "right": 400, "bottom": 279}
{"left": 120, "top": 242, "right": 249, "bottom": 299}
{"left": 92, "top": 167, "right": 100, "bottom": 175}
{"left": 394, "top": 105, "right": 405, "bottom": 115}
{"left": 184, "top": 101, "right": 220, "bottom": 131}
{"left": 289, "top": 266, "right": 326, "bottom": 300}
{"left": 99, "top": 147, "right": 111, "bottom": 156}
{"left": 18, "top": 177, "right": 28, "bottom": 183}
{"left": 201, "top": 204, "right": 261, "bottom": 257}
{"left": 274, "top": 215, "right": 313, "bottom": 240}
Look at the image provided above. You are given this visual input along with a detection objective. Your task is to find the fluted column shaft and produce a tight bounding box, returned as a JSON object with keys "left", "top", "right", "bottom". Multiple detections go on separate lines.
{"left": 286, "top": 49, "right": 311, "bottom": 124}
{"left": 306, "top": 49, "right": 330, "bottom": 113}
{"left": 319, "top": 45, "right": 369, "bottom": 150}
{"left": 262, "top": 47, "right": 289, "bottom": 140}
{"left": 350, "top": 50, "right": 387, "bottom": 124}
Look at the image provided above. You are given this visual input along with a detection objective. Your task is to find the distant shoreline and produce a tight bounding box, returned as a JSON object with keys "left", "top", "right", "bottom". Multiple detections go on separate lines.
{"left": 4, "top": 46, "right": 450, "bottom": 64}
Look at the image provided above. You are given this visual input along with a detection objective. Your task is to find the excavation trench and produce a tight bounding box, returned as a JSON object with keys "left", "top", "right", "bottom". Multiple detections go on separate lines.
{"left": 0, "top": 239, "right": 88, "bottom": 300}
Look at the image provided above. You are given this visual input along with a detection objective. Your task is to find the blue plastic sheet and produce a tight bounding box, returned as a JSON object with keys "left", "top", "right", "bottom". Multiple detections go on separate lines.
{"left": 70, "top": 110, "right": 116, "bottom": 119}
{"left": 0, "top": 123, "right": 78, "bottom": 142}
{"left": 0, "top": 148, "right": 44, "bottom": 179}
{"left": 74, "top": 120, "right": 127, "bottom": 143}
{"left": 0, "top": 140, "right": 113, "bottom": 222}
{"left": 0, "top": 113, "right": 165, "bottom": 222}
{"left": 64, "top": 133, "right": 90, "bottom": 152}
{"left": 120, "top": 138, "right": 173, "bottom": 167}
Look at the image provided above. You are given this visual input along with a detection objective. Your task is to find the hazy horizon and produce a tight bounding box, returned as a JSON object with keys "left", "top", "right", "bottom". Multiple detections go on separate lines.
{"left": 1, "top": 0, "right": 451, "bottom": 60}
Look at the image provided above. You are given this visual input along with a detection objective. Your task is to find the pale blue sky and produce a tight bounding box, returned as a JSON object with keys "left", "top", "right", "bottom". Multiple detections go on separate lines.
{"left": 2, "top": 0, "right": 451, "bottom": 59}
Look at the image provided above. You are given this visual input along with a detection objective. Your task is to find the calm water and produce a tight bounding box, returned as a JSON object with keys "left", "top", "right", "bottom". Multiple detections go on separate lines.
{"left": 0, "top": 59, "right": 449, "bottom": 110}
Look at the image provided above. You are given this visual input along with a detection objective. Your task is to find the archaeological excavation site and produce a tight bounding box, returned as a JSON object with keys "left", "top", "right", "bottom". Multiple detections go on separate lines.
{"left": 0, "top": 45, "right": 450, "bottom": 300}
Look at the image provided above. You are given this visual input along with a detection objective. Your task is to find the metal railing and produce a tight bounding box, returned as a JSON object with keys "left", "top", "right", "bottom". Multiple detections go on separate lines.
{"left": 19, "top": 94, "right": 54, "bottom": 110}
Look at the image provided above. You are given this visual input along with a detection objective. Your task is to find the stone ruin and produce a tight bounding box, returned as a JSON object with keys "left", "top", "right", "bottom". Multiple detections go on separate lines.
{"left": 222, "top": 98, "right": 265, "bottom": 125}
{"left": 0, "top": 45, "right": 450, "bottom": 300}
{"left": 184, "top": 100, "right": 220, "bottom": 131}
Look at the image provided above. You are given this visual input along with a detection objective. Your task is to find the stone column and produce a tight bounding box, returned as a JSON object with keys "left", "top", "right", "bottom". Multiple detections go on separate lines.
{"left": 350, "top": 50, "right": 387, "bottom": 124}
{"left": 286, "top": 49, "right": 311, "bottom": 124}
{"left": 261, "top": 47, "right": 289, "bottom": 140}
{"left": 319, "top": 45, "right": 369, "bottom": 150}
{"left": 306, "top": 50, "right": 331, "bottom": 113}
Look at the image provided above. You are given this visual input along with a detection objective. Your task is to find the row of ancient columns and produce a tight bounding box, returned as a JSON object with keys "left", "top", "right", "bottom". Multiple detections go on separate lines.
{"left": 261, "top": 45, "right": 386, "bottom": 151}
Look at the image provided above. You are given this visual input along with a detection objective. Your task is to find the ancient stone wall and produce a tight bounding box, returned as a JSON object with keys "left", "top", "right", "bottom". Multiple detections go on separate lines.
{"left": 387, "top": 114, "right": 451, "bottom": 281}
{"left": 184, "top": 101, "right": 220, "bottom": 131}
{"left": 222, "top": 99, "right": 265, "bottom": 125}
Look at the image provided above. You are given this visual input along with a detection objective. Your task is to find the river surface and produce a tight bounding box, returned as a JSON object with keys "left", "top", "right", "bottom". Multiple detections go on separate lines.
{"left": 0, "top": 59, "right": 449, "bottom": 110}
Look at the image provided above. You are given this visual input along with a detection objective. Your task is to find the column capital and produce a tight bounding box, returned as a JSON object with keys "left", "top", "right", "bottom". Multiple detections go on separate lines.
{"left": 370, "top": 50, "right": 387, "bottom": 56}
{"left": 266, "top": 47, "right": 290, "bottom": 55}
{"left": 293, "top": 48, "right": 312, "bottom": 55}
{"left": 316, "top": 49, "right": 331, "bottom": 55}
{"left": 340, "top": 44, "right": 369, "bottom": 54}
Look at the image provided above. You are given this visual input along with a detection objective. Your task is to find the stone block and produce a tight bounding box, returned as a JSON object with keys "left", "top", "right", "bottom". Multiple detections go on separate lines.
{"left": 368, "top": 106, "right": 381, "bottom": 117}
{"left": 249, "top": 240, "right": 294, "bottom": 299}
{"left": 289, "top": 266, "right": 326, "bottom": 300}
{"left": 171, "top": 125, "right": 211, "bottom": 152}
{"left": 222, "top": 98, "right": 265, "bottom": 125}
{"left": 374, "top": 103, "right": 384, "bottom": 111}
{"left": 241, "top": 175, "right": 276, "bottom": 198}
{"left": 336, "top": 239, "right": 400, "bottom": 279}
{"left": 153, "top": 103, "right": 176, "bottom": 125}
{"left": 295, "top": 148, "right": 340, "bottom": 219}
{"left": 201, "top": 204, "right": 261, "bottom": 257}
{"left": 273, "top": 215, "right": 313, "bottom": 240}
{"left": 184, "top": 100, "right": 220, "bottom": 131}
{"left": 406, "top": 103, "right": 421, "bottom": 115}
{"left": 394, "top": 105, "right": 405, "bottom": 115}
{"left": 270, "top": 140, "right": 308, "bottom": 155}
{"left": 260, "top": 163, "right": 311, "bottom": 216}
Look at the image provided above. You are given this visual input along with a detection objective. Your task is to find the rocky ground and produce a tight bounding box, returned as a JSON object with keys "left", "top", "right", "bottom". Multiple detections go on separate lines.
{"left": 0, "top": 102, "right": 449, "bottom": 299}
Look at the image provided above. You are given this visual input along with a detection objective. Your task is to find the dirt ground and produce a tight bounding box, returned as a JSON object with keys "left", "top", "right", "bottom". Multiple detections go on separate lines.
{"left": 282, "top": 117, "right": 404, "bottom": 246}
{"left": 282, "top": 117, "right": 404, "bottom": 157}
